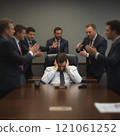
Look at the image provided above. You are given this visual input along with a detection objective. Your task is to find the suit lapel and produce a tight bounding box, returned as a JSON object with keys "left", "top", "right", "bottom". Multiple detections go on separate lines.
{"left": 12, "top": 38, "right": 21, "bottom": 54}
{"left": 24, "top": 38, "right": 29, "bottom": 48}
{"left": 93, "top": 35, "right": 99, "bottom": 48}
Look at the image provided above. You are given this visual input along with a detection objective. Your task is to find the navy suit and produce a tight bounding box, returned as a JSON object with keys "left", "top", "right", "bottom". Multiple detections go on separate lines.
{"left": 46, "top": 38, "right": 69, "bottom": 54}
{"left": 97, "top": 37, "right": 120, "bottom": 95}
{"left": 0, "top": 35, "right": 32, "bottom": 91}
{"left": 76, "top": 34, "right": 107, "bottom": 82}
{"left": 20, "top": 38, "right": 49, "bottom": 79}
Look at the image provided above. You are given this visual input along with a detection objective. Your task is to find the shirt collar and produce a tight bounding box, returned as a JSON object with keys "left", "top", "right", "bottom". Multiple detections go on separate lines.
{"left": 55, "top": 38, "right": 61, "bottom": 42}
{"left": 26, "top": 38, "right": 32, "bottom": 44}
{"left": 14, "top": 37, "right": 19, "bottom": 45}
{"left": 92, "top": 34, "right": 97, "bottom": 42}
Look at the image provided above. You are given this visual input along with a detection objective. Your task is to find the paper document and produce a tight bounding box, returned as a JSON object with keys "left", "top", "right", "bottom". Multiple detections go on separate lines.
{"left": 49, "top": 106, "right": 72, "bottom": 111}
{"left": 94, "top": 102, "right": 120, "bottom": 113}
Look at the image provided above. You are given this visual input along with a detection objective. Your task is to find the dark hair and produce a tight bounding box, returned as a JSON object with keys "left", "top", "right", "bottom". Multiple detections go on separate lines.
{"left": 26, "top": 27, "right": 36, "bottom": 34}
{"left": 56, "top": 53, "right": 67, "bottom": 63}
{"left": 0, "top": 18, "right": 13, "bottom": 34}
{"left": 106, "top": 20, "right": 120, "bottom": 35}
{"left": 54, "top": 27, "right": 62, "bottom": 33}
{"left": 85, "top": 24, "right": 96, "bottom": 30}
{"left": 14, "top": 24, "right": 26, "bottom": 36}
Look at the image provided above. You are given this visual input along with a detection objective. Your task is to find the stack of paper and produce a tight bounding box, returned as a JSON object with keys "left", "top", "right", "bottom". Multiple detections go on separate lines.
{"left": 94, "top": 102, "right": 120, "bottom": 113}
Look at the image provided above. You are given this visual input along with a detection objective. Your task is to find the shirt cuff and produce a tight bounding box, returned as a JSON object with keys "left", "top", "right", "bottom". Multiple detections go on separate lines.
{"left": 95, "top": 52, "right": 99, "bottom": 59}
{"left": 29, "top": 51, "right": 34, "bottom": 56}
{"left": 86, "top": 53, "right": 89, "bottom": 57}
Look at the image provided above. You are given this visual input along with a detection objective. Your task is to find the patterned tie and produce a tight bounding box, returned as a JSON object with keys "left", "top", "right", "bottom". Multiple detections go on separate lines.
{"left": 60, "top": 71, "right": 65, "bottom": 84}
{"left": 18, "top": 42, "right": 23, "bottom": 71}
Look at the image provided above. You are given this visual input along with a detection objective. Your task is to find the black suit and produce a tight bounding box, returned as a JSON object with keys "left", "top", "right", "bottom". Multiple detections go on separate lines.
{"left": 20, "top": 38, "right": 49, "bottom": 79}
{"left": 46, "top": 37, "right": 69, "bottom": 54}
{"left": 76, "top": 34, "right": 107, "bottom": 82}
{"left": 0, "top": 35, "right": 32, "bottom": 91}
{"left": 97, "top": 37, "right": 120, "bottom": 95}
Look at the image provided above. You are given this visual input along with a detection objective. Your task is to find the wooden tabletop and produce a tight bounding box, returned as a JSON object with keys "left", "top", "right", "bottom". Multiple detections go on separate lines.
{"left": 0, "top": 82, "right": 120, "bottom": 120}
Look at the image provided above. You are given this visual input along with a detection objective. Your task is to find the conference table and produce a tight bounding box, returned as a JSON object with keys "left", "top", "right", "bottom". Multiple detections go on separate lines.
{"left": 0, "top": 80, "right": 120, "bottom": 120}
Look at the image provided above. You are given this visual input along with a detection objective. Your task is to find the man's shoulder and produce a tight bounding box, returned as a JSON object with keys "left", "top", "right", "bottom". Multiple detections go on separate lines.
{"left": 69, "top": 65, "right": 77, "bottom": 70}
{"left": 20, "top": 38, "right": 28, "bottom": 45}
{"left": 45, "top": 66, "right": 54, "bottom": 71}
{"left": 0, "top": 36, "right": 8, "bottom": 44}
{"left": 97, "top": 34, "right": 107, "bottom": 42}
{"left": 61, "top": 38, "right": 68, "bottom": 43}
{"left": 47, "top": 38, "right": 54, "bottom": 42}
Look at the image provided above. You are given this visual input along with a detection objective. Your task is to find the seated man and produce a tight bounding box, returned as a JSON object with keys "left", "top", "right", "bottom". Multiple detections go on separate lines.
{"left": 41, "top": 53, "right": 82, "bottom": 84}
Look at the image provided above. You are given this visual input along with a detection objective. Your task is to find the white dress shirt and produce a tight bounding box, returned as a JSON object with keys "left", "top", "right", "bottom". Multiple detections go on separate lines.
{"left": 41, "top": 66, "right": 82, "bottom": 84}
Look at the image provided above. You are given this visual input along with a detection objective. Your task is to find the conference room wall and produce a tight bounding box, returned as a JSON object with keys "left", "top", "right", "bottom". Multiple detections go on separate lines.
{"left": 0, "top": 0, "right": 120, "bottom": 64}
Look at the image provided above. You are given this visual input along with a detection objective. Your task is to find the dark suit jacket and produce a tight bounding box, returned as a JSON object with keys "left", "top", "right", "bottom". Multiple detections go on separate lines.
{"left": 0, "top": 35, "right": 32, "bottom": 91}
{"left": 46, "top": 37, "right": 69, "bottom": 54}
{"left": 97, "top": 37, "right": 120, "bottom": 94}
{"left": 20, "top": 38, "right": 49, "bottom": 79}
{"left": 76, "top": 34, "right": 107, "bottom": 82}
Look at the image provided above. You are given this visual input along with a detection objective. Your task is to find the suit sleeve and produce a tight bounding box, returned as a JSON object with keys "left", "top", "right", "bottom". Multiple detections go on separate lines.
{"left": 97, "top": 43, "right": 120, "bottom": 67}
{"left": 2, "top": 41, "right": 32, "bottom": 65}
{"left": 46, "top": 40, "right": 53, "bottom": 54}
{"left": 40, "top": 45, "right": 50, "bottom": 52}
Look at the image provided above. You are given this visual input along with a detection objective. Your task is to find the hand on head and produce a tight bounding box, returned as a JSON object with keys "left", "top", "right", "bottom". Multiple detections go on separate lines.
{"left": 54, "top": 59, "right": 58, "bottom": 70}
{"left": 65, "top": 59, "right": 70, "bottom": 71}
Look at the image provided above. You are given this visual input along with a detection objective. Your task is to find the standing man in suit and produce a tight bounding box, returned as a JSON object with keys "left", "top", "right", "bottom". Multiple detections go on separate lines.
{"left": 46, "top": 27, "right": 69, "bottom": 54}
{"left": 76, "top": 24, "right": 107, "bottom": 82}
{"left": 0, "top": 18, "right": 39, "bottom": 98}
{"left": 86, "top": 20, "right": 120, "bottom": 95}
{"left": 10, "top": 25, "right": 43, "bottom": 83}
{"left": 20, "top": 27, "right": 56, "bottom": 79}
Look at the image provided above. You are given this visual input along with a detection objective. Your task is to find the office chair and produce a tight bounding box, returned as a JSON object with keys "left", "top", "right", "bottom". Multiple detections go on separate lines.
{"left": 44, "top": 54, "right": 78, "bottom": 69}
